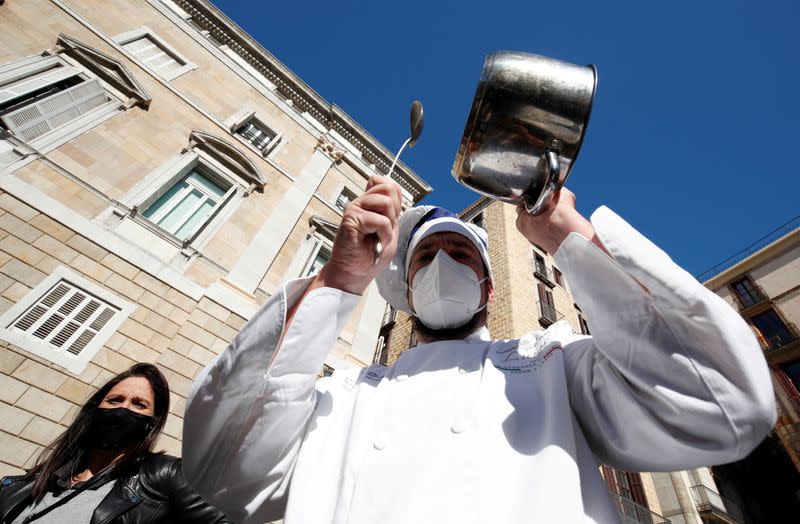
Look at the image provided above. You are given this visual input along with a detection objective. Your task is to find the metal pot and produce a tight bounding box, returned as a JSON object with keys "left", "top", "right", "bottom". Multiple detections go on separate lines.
{"left": 451, "top": 51, "right": 597, "bottom": 214}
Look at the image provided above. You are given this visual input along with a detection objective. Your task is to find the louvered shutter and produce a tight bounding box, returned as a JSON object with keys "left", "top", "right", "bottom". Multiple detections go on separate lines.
{"left": 0, "top": 65, "right": 81, "bottom": 105}
{"left": 12, "top": 280, "right": 119, "bottom": 356}
{"left": 124, "top": 35, "right": 184, "bottom": 77}
{"left": 1, "top": 78, "right": 107, "bottom": 141}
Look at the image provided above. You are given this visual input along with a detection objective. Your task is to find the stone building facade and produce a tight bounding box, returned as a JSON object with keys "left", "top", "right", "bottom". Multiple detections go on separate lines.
{"left": 0, "top": 0, "right": 430, "bottom": 478}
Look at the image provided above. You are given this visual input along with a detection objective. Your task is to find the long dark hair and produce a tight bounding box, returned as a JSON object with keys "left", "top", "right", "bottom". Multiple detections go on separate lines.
{"left": 26, "top": 363, "right": 170, "bottom": 500}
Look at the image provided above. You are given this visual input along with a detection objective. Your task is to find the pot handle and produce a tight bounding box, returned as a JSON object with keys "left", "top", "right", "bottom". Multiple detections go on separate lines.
{"left": 525, "top": 148, "right": 561, "bottom": 215}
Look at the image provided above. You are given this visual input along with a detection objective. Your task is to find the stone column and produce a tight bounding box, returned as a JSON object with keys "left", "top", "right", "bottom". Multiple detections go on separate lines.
{"left": 226, "top": 136, "right": 343, "bottom": 294}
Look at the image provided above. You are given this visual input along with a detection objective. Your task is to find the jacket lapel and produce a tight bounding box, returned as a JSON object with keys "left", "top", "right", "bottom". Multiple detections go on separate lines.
{"left": 90, "top": 477, "right": 142, "bottom": 524}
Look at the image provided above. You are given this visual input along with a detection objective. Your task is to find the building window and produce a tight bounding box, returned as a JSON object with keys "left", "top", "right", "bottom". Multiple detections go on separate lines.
{"left": 0, "top": 56, "right": 118, "bottom": 145}
{"left": 538, "top": 283, "right": 557, "bottom": 327}
{"left": 335, "top": 188, "right": 356, "bottom": 211}
{"left": 0, "top": 267, "right": 135, "bottom": 374}
{"left": 553, "top": 267, "right": 565, "bottom": 287}
{"left": 115, "top": 27, "right": 196, "bottom": 81}
{"left": 236, "top": 118, "right": 280, "bottom": 155}
{"left": 226, "top": 108, "right": 282, "bottom": 157}
{"left": 730, "top": 276, "right": 766, "bottom": 309}
{"left": 305, "top": 244, "right": 331, "bottom": 277}
{"left": 533, "top": 252, "right": 554, "bottom": 288}
{"left": 471, "top": 212, "right": 486, "bottom": 230}
{"left": 751, "top": 309, "right": 799, "bottom": 351}
{"left": 141, "top": 167, "right": 233, "bottom": 242}
{"left": 117, "top": 130, "right": 264, "bottom": 255}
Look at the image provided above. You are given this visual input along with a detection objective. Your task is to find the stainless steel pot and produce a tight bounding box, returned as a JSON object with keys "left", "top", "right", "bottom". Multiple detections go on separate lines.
{"left": 451, "top": 51, "right": 597, "bottom": 214}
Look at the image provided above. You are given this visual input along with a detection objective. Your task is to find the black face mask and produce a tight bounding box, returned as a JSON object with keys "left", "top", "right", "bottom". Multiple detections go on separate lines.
{"left": 89, "top": 407, "right": 153, "bottom": 450}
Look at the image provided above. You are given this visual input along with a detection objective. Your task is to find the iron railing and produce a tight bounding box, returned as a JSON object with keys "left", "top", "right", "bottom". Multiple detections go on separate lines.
{"left": 690, "top": 484, "right": 744, "bottom": 524}
{"left": 762, "top": 322, "right": 800, "bottom": 354}
{"left": 539, "top": 302, "right": 559, "bottom": 327}
{"left": 696, "top": 215, "right": 800, "bottom": 282}
{"left": 607, "top": 490, "right": 671, "bottom": 524}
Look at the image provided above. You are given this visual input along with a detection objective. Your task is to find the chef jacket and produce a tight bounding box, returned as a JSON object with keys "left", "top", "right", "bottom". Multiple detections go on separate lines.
{"left": 182, "top": 207, "right": 777, "bottom": 524}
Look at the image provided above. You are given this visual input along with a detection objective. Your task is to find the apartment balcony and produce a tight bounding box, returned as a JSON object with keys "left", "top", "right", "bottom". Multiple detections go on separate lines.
{"left": 731, "top": 280, "right": 770, "bottom": 313}
{"left": 534, "top": 262, "right": 556, "bottom": 288}
{"left": 761, "top": 322, "right": 800, "bottom": 356}
{"left": 538, "top": 302, "right": 561, "bottom": 327}
{"left": 690, "top": 484, "right": 744, "bottom": 524}
{"left": 607, "top": 490, "right": 671, "bottom": 524}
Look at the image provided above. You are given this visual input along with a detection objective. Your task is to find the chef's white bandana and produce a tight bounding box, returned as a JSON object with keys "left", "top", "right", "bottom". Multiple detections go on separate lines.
{"left": 375, "top": 206, "right": 491, "bottom": 314}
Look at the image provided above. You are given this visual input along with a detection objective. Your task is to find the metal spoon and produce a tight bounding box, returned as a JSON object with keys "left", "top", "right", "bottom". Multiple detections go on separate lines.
{"left": 375, "top": 101, "right": 424, "bottom": 263}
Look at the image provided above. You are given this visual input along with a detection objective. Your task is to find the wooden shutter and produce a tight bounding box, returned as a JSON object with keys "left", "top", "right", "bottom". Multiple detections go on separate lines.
{"left": 626, "top": 472, "right": 648, "bottom": 507}
{"left": 0, "top": 65, "right": 81, "bottom": 105}
{"left": 124, "top": 35, "right": 183, "bottom": 77}
{"left": 1, "top": 78, "right": 107, "bottom": 141}
{"left": 538, "top": 284, "right": 554, "bottom": 307}
{"left": 12, "top": 281, "right": 119, "bottom": 356}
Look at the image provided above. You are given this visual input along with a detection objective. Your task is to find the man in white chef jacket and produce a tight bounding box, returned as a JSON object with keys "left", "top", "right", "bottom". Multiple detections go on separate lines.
{"left": 182, "top": 176, "right": 777, "bottom": 524}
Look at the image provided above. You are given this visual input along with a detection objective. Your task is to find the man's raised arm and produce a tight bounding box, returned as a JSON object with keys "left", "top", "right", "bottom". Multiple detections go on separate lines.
{"left": 182, "top": 177, "right": 402, "bottom": 524}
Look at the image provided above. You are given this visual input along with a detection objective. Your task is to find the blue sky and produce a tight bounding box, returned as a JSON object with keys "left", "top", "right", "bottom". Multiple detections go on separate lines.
{"left": 213, "top": 0, "right": 798, "bottom": 278}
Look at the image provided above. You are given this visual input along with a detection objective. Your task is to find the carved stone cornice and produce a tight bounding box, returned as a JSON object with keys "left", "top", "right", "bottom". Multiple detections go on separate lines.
{"left": 52, "top": 33, "right": 152, "bottom": 108}
{"left": 188, "top": 130, "right": 265, "bottom": 190}
{"left": 172, "top": 0, "right": 432, "bottom": 202}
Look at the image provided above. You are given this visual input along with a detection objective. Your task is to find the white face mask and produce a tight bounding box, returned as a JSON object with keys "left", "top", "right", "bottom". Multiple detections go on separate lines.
{"left": 409, "top": 250, "right": 488, "bottom": 329}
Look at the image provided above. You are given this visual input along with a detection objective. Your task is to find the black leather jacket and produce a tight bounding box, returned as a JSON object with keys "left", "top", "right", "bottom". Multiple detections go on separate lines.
{"left": 0, "top": 453, "right": 232, "bottom": 524}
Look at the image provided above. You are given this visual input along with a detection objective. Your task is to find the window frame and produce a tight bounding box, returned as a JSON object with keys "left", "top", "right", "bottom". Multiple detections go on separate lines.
{"left": 120, "top": 149, "right": 243, "bottom": 250}
{"left": 334, "top": 187, "right": 357, "bottom": 212}
{"left": 141, "top": 166, "right": 235, "bottom": 243}
{"left": 301, "top": 239, "right": 332, "bottom": 277}
{"left": 114, "top": 27, "right": 196, "bottom": 81}
{"left": 553, "top": 266, "right": 565, "bottom": 287}
{"left": 226, "top": 108, "right": 283, "bottom": 158}
{"left": 0, "top": 54, "right": 123, "bottom": 156}
{"left": 0, "top": 266, "right": 136, "bottom": 374}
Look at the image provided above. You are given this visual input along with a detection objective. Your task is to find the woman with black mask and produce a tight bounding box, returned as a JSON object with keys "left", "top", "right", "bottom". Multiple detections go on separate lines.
{"left": 0, "top": 363, "right": 231, "bottom": 523}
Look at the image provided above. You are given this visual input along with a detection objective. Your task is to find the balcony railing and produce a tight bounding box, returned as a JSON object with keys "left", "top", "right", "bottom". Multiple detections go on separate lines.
{"left": 607, "top": 490, "right": 671, "bottom": 524}
{"left": 538, "top": 302, "right": 560, "bottom": 327}
{"left": 762, "top": 322, "right": 800, "bottom": 354}
{"left": 690, "top": 484, "right": 744, "bottom": 524}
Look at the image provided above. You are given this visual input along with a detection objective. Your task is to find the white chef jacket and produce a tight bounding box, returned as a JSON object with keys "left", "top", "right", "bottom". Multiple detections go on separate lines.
{"left": 182, "top": 207, "right": 776, "bottom": 524}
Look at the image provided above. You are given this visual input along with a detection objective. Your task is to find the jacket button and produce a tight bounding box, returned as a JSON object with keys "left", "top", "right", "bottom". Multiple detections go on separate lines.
{"left": 373, "top": 439, "right": 387, "bottom": 450}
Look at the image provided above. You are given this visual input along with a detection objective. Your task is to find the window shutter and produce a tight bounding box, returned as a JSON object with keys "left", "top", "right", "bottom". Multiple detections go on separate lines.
{"left": 11, "top": 280, "right": 119, "bottom": 356}
{"left": 1, "top": 78, "right": 107, "bottom": 141}
{"left": 0, "top": 65, "right": 81, "bottom": 105}
{"left": 626, "top": 472, "right": 648, "bottom": 507}
{"left": 124, "top": 36, "right": 183, "bottom": 77}
{"left": 601, "top": 465, "right": 618, "bottom": 492}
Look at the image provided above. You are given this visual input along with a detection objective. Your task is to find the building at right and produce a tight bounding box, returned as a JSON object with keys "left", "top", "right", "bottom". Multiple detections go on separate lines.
{"left": 700, "top": 217, "right": 800, "bottom": 523}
